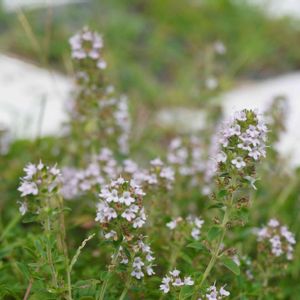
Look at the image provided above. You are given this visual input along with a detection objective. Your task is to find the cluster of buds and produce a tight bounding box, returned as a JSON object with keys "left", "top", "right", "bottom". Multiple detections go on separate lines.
{"left": 118, "top": 237, "right": 155, "bottom": 280}
{"left": 166, "top": 215, "right": 205, "bottom": 241}
{"left": 69, "top": 27, "right": 106, "bottom": 70}
{"left": 160, "top": 269, "right": 194, "bottom": 294}
{"left": 256, "top": 219, "right": 296, "bottom": 260}
{"left": 18, "top": 161, "right": 61, "bottom": 215}
{"left": 198, "top": 283, "right": 230, "bottom": 300}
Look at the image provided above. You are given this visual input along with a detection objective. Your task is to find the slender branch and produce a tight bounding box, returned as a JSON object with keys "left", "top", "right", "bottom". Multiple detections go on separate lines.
{"left": 98, "top": 247, "right": 120, "bottom": 300}
{"left": 192, "top": 197, "right": 232, "bottom": 300}
{"left": 23, "top": 278, "right": 34, "bottom": 300}
{"left": 44, "top": 208, "right": 58, "bottom": 288}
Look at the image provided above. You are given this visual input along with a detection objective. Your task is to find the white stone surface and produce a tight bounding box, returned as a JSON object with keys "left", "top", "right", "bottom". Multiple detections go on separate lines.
{"left": 1, "top": 54, "right": 300, "bottom": 167}
{"left": 2, "top": 0, "right": 86, "bottom": 12}
{"left": 0, "top": 55, "right": 71, "bottom": 139}
{"left": 248, "top": 0, "right": 300, "bottom": 18}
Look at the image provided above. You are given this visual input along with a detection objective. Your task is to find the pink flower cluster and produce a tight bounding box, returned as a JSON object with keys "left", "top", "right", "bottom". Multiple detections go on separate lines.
{"left": 69, "top": 27, "right": 106, "bottom": 69}
{"left": 257, "top": 219, "right": 296, "bottom": 260}
{"left": 160, "top": 269, "right": 194, "bottom": 294}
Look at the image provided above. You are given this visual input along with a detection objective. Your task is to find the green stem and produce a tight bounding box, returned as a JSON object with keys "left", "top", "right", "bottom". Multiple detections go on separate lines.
{"left": 159, "top": 237, "right": 185, "bottom": 300}
{"left": 67, "top": 266, "right": 72, "bottom": 300}
{"left": 118, "top": 286, "right": 129, "bottom": 300}
{"left": 45, "top": 213, "right": 58, "bottom": 288}
{"left": 57, "top": 195, "right": 72, "bottom": 300}
{"left": 192, "top": 203, "right": 231, "bottom": 300}
{"left": 98, "top": 248, "right": 120, "bottom": 300}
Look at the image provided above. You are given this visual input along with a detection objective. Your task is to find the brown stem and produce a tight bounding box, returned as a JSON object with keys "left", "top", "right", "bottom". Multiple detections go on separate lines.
{"left": 23, "top": 278, "right": 34, "bottom": 300}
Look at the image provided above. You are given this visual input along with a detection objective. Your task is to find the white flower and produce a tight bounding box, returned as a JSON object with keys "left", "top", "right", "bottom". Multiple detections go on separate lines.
{"left": 160, "top": 167, "right": 175, "bottom": 181}
{"left": 220, "top": 286, "right": 230, "bottom": 296}
{"left": 160, "top": 277, "right": 170, "bottom": 294}
{"left": 146, "top": 266, "right": 155, "bottom": 275}
{"left": 146, "top": 253, "right": 155, "bottom": 262}
{"left": 50, "top": 165, "right": 61, "bottom": 176}
{"left": 18, "top": 202, "right": 27, "bottom": 215}
{"left": 234, "top": 111, "right": 247, "bottom": 121}
{"left": 18, "top": 181, "right": 38, "bottom": 197}
{"left": 191, "top": 228, "right": 201, "bottom": 240}
{"left": 131, "top": 269, "right": 144, "bottom": 279}
{"left": 133, "top": 217, "right": 145, "bottom": 228}
{"left": 24, "top": 163, "right": 37, "bottom": 180}
{"left": 231, "top": 157, "right": 246, "bottom": 169}
{"left": 268, "top": 219, "right": 279, "bottom": 227}
{"left": 248, "top": 148, "right": 261, "bottom": 160}
{"left": 150, "top": 158, "right": 163, "bottom": 167}
{"left": 170, "top": 269, "right": 180, "bottom": 277}
{"left": 166, "top": 220, "right": 177, "bottom": 230}
{"left": 106, "top": 207, "right": 117, "bottom": 221}
{"left": 104, "top": 230, "right": 117, "bottom": 240}
{"left": 216, "top": 151, "right": 227, "bottom": 163}
{"left": 121, "top": 209, "right": 136, "bottom": 221}
{"left": 119, "top": 191, "right": 135, "bottom": 206}
{"left": 105, "top": 189, "right": 119, "bottom": 203}
{"left": 184, "top": 276, "right": 194, "bottom": 286}
{"left": 120, "top": 257, "right": 129, "bottom": 264}
{"left": 256, "top": 219, "right": 296, "bottom": 261}
{"left": 194, "top": 217, "right": 204, "bottom": 228}
{"left": 133, "top": 257, "right": 144, "bottom": 269}
{"left": 172, "top": 278, "right": 184, "bottom": 286}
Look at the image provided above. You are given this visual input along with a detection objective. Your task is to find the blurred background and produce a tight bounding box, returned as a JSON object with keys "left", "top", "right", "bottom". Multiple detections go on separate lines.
{"left": 0, "top": 0, "right": 300, "bottom": 162}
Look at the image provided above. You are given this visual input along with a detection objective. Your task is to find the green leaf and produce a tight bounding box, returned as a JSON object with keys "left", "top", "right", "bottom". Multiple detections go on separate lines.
{"left": 221, "top": 257, "right": 240, "bottom": 275}
{"left": 187, "top": 241, "right": 203, "bottom": 250}
{"left": 217, "top": 189, "right": 228, "bottom": 198}
{"left": 207, "top": 227, "right": 222, "bottom": 242}
{"left": 179, "top": 285, "right": 194, "bottom": 299}
{"left": 208, "top": 202, "right": 224, "bottom": 210}
{"left": 180, "top": 252, "right": 193, "bottom": 265}
{"left": 99, "top": 271, "right": 109, "bottom": 281}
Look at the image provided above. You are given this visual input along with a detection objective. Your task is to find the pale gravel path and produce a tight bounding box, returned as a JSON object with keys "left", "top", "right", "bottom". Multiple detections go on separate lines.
{"left": 2, "top": 0, "right": 86, "bottom": 12}
{"left": 0, "top": 55, "right": 71, "bottom": 139}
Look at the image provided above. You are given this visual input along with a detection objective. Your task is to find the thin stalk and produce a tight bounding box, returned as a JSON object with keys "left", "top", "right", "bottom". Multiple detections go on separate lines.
{"left": 44, "top": 212, "right": 58, "bottom": 288}
{"left": 119, "top": 286, "right": 129, "bottom": 300}
{"left": 159, "top": 237, "right": 185, "bottom": 300}
{"left": 192, "top": 200, "right": 232, "bottom": 300}
{"left": 57, "top": 195, "right": 72, "bottom": 300}
{"left": 23, "top": 278, "right": 34, "bottom": 300}
{"left": 98, "top": 248, "right": 120, "bottom": 300}
{"left": 67, "top": 267, "right": 72, "bottom": 300}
